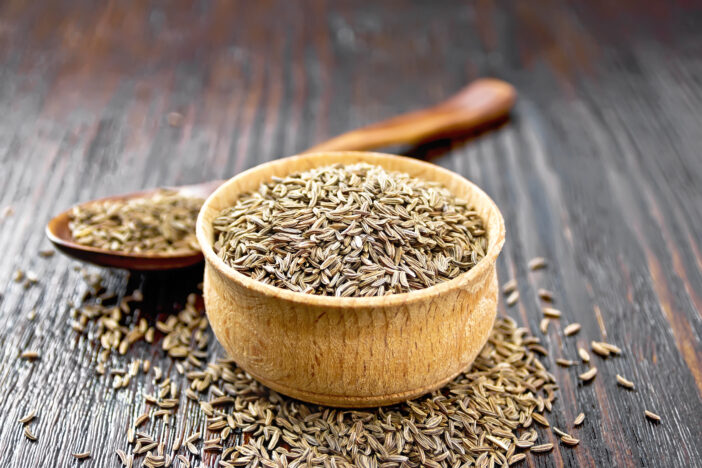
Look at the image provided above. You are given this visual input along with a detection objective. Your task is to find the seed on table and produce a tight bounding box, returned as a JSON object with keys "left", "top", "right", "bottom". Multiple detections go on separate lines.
{"left": 616, "top": 374, "right": 635, "bottom": 390}
{"left": 561, "top": 435, "right": 580, "bottom": 446}
{"left": 531, "top": 443, "right": 554, "bottom": 453}
{"left": 134, "top": 413, "right": 149, "bottom": 428}
{"left": 540, "top": 318, "right": 550, "bottom": 334}
{"left": 556, "top": 358, "right": 574, "bottom": 367}
{"left": 39, "top": 249, "right": 55, "bottom": 258}
{"left": 13, "top": 269, "right": 24, "bottom": 282}
{"left": 24, "top": 426, "right": 37, "bottom": 441}
{"left": 537, "top": 288, "right": 554, "bottom": 302}
{"left": 27, "top": 309, "right": 37, "bottom": 320}
{"left": 18, "top": 409, "right": 36, "bottom": 424}
{"left": 115, "top": 449, "right": 127, "bottom": 465}
{"left": 528, "top": 257, "right": 548, "bottom": 270}
{"left": 644, "top": 410, "right": 661, "bottom": 422}
{"left": 532, "top": 412, "right": 550, "bottom": 427}
{"left": 552, "top": 427, "right": 569, "bottom": 437}
{"left": 506, "top": 291, "right": 519, "bottom": 306}
{"left": 20, "top": 351, "right": 40, "bottom": 360}
{"left": 600, "top": 341, "right": 622, "bottom": 355}
{"left": 578, "top": 348, "right": 591, "bottom": 363}
{"left": 502, "top": 279, "right": 517, "bottom": 295}
{"left": 591, "top": 341, "right": 611, "bottom": 357}
{"left": 528, "top": 343, "right": 548, "bottom": 355}
{"left": 508, "top": 453, "right": 526, "bottom": 464}
{"left": 564, "top": 323, "right": 581, "bottom": 336}
{"left": 542, "top": 307, "right": 561, "bottom": 318}
{"left": 573, "top": 412, "right": 585, "bottom": 426}
{"left": 578, "top": 367, "right": 598, "bottom": 382}
{"left": 515, "top": 439, "right": 534, "bottom": 449}
{"left": 72, "top": 452, "right": 91, "bottom": 459}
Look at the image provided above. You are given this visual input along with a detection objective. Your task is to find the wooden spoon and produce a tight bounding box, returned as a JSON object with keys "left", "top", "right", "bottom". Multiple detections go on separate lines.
{"left": 46, "top": 78, "right": 515, "bottom": 270}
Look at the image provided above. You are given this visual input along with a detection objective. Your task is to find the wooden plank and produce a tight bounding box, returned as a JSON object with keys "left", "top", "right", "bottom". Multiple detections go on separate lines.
{"left": 0, "top": 1, "right": 700, "bottom": 466}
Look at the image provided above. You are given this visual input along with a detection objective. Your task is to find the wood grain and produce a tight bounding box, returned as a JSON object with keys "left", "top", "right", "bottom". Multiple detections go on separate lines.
{"left": 0, "top": 1, "right": 701, "bottom": 467}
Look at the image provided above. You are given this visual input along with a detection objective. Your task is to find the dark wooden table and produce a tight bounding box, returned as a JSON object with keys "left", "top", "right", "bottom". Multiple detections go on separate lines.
{"left": 1, "top": 1, "right": 701, "bottom": 467}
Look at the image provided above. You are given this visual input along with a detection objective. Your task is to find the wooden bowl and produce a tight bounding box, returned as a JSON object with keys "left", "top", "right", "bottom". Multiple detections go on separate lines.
{"left": 196, "top": 151, "right": 505, "bottom": 407}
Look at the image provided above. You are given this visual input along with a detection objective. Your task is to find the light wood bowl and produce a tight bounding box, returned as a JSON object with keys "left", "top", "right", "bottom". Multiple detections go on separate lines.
{"left": 196, "top": 151, "right": 505, "bottom": 407}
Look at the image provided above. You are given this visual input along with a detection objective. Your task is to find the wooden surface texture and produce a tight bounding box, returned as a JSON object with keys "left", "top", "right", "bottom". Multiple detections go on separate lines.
{"left": 0, "top": 1, "right": 701, "bottom": 466}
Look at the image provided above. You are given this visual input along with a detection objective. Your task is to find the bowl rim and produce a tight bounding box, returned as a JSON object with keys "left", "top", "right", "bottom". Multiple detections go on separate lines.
{"left": 196, "top": 151, "right": 505, "bottom": 308}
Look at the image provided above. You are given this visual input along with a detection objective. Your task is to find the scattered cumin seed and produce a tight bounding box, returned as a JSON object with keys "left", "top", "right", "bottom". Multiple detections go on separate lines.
{"left": 18, "top": 409, "right": 36, "bottom": 424}
{"left": 529, "top": 344, "right": 549, "bottom": 355}
{"left": 564, "top": 323, "right": 581, "bottom": 336}
{"left": 531, "top": 412, "right": 550, "bottom": 427}
{"left": 552, "top": 427, "right": 569, "bottom": 437}
{"left": 542, "top": 307, "right": 561, "bottom": 318}
{"left": 506, "top": 291, "right": 519, "bottom": 306}
{"left": 600, "top": 341, "right": 622, "bottom": 355}
{"left": 13, "top": 269, "right": 24, "bottom": 282}
{"left": 515, "top": 440, "right": 534, "bottom": 449}
{"left": 20, "top": 350, "right": 40, "bottom": 360}
{"left": 591, "top": 341, "right": 611, "bottom": 357}
{"left": 539, "top": 318, "right": 550, "bottom": 334}
{"left": 167, "top": 112, "right": 184, "bottom": 127}
{"left": 502, "top": 279, "right": 517, "bottom": 295}
{"left": 556, "top": 358, "right": 574, "bottom": 367}
{"left": 39, "top": 249, "right": 55, "bottom": 258}
{"left": 578, "top": 348, "right": 591, "bottom": 363}
{"left": 24, "top": 426, "right": 37, "bottom": 441}
{"left": 134, "top": 413, "right": 149, "bottom": 428}
{"left": 644, "top": 410, "right": 661, "bottom": 422}
{"left": 72, "top": 451, "right": 91, "bottom": 459}
{"left": 573, "top": 412, "right": 585, "bottom": 426}
{"left": 616, "top": 374, "right": 635, "bottom": 390}
{"left": 528, "top": 257, "right": 547, "bottom": 270}
{"left": 27, "top": 309, "right": 37, "bottom": 320}
{"left": 537, "top": 288, "right": 553, "bottom": 302}
{"left": 561, "top": 435, "right": 580, "bottom": 446}
{"left": 579, "top": 367, "right": 598, "bottom": 382}
{"left": 531, "top": 442, "right": 554, "bottom": 453}
{"left": 508, "top": 453, "right": 527, "bottom": 464}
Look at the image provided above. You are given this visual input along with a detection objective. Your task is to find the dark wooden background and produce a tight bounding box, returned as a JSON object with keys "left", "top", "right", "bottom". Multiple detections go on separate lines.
{"left": 1, "top": 1, "right": 701, "bottom": 467}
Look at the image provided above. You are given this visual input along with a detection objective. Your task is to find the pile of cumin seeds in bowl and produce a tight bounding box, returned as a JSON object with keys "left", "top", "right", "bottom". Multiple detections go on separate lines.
{"left": 68, "top": 189, "right": 203, "bottom": 254}
{"left": 212, "top": 163, "right": 487, "bottom": 297}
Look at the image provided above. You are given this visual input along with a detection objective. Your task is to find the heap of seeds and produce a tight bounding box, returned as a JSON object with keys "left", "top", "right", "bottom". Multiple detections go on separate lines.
{"left": 213, "top": 163, "right": 487, "bottom": 297}
{"left": 68, "top": 271, "right": 560, "bottom": 467}
{"left": 68, "top": 189, "right": 203, "bottom": 254}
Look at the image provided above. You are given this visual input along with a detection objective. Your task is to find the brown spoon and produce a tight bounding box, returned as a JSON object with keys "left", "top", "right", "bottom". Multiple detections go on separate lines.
{"left": 46, "top": 78, "right": 516, "bottom": 270}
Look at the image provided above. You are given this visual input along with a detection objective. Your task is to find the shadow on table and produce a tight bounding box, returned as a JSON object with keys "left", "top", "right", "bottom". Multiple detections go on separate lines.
{"left": 401, "top": 115, "right": 513, "bottom": 162}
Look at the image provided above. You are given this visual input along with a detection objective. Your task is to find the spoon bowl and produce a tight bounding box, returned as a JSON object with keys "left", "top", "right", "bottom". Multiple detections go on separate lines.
{"left": 45, "top": 181, "right": 223, "bottom": 270}
{"left": 46, "top": 78, "right": 515, "bottom": 270}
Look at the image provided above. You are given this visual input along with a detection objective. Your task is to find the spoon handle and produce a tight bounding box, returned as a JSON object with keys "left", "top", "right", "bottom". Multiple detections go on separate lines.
{"left": 303, "top": 78, "right": 516, "bottom": 153}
